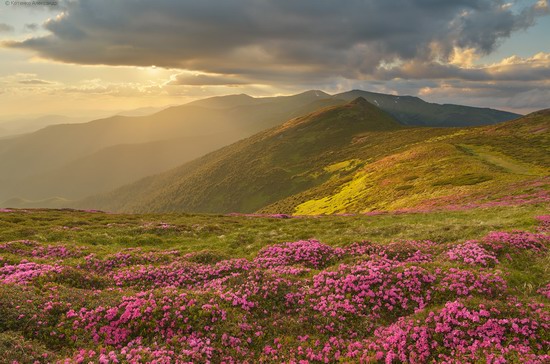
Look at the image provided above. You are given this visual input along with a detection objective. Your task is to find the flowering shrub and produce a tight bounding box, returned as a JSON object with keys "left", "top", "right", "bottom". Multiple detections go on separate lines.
{"left": 1, "top": 225, "right": 548, "bottom": 363}
{"left": 307, "top": 258, "right": 436, "bottom": 329}
{"left": 435, "top": 268, "right": 507, "bottom": 298}
{"left": 344, "top": 240, "right": 438, "bottom": 262}
{"left": 365, "top": 300, "right": 550, "bottom": 363}
{"left": 0, "top": 261, "right": 62, "bottom": 284}
{"left": 538, "top": 283, "right": 550, "bottom": 299}
{"left": 483, "top": 230, "right": 549, "bottom": 253}
{"left": 535, "top": 215, "right": 550, "bottom": 232}
{"left": 254, "top": 240, "right": 344, "bottom": 269}
{"left": 446, "top": 241, "right": 499, "bottom": 266}
{"left": 81, "top": 249, "right": 179, "bottom": 273}
{"left": 111, "top": 258, "right": 251, "bottom": 289}
{"left": 66, "top": 290, "right": 227, "bottom": 347}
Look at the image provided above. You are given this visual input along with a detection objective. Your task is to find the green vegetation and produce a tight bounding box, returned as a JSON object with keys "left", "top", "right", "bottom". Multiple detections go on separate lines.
{"left": 1, "top": 90, "right": 521, "bottom": 209}
{"left": 0, "top": 203, "right": 548, "bottom": 362}
{"left": 82, "top": 103, "right": 548, "bottom": 215}
{"left": 0, "top": 205, "right": 546, "bottom": 257}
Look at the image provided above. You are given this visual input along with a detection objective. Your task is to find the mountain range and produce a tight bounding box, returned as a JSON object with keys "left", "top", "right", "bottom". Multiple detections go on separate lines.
{"left": 79, "top": 98, "right": 548, "bottom": 214}
{"left": 0, "top": 89, "right": 539, "bottom": 213}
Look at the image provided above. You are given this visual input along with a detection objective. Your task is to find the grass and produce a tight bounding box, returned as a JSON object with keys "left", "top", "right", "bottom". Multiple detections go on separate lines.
{"left": 1, "top": 204, "right": 546, "bottom": 259}
{"left": 0, "top": 205, "right": 548, "bottom": 362}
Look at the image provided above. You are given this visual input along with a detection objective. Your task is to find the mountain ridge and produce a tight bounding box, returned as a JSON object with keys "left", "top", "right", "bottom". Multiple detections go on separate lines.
{"left": 76, "top": 99, "right": 402, "bottom": 212}
{"left": 74, "top": 102, "right": 547, "bottom": 214}
{"left": 0, "top": 89, "right": 524, "bottom": 207}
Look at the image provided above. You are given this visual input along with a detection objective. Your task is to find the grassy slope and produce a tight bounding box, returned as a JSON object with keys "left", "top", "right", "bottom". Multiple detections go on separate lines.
{"left": 0, "top": 205, "right": 546, "bottom": 258}
{"left": 0, "top": 90, "right": 520, "bottom": 205}
{"left": 81, "top": 102, "right": 548, "bottom": 215}
{"left": 0, "top": 93, "right": 338, "bottom": 204}
{"left": 1, "top": 205, "right": 548, "bottom": 300}
{"left": 80, "top": 98, "right": 403, "bottom": 213}
{"left": 262, "top": 109, "right": 549, "bottom": 215}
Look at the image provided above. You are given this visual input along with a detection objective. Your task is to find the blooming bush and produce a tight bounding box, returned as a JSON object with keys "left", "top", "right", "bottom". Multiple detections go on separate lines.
{"left": 446, "top": 241, "right": 499, "bottom": 266}
{"left": 365, "top": 300, "right": 550, "bottom": 363}
{"left": 536, "top": 215, "right": 550, "bottom": 232}
{"left": 0, "top": 261, "right": 62, "bottom": 285}
{"left": 1, "top": 225, "right": 548, "bottom": 363}
{"left": 483, "top": 230, "right": 549, "bottom": 253}
{"left": 254, "top": 239, "right": 344, "bottom": 269}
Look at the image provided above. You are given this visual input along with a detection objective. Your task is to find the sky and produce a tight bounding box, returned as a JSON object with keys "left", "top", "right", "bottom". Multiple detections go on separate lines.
{"left": 0, "top": 0, "right": 548, "bottom": 119}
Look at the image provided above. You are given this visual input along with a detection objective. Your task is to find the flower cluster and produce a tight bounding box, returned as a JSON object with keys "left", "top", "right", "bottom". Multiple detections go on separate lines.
{"left": 1, "top": 225, "right": 548, "bottom": 363}
{"left": 483, "top": 230, "right": 549, "bottom": 253}
{"left": 435, "top": 268, "right": 507, "bottom": 298}
{"left": 81, "top": 249, "right": 179, "bottom": 273}
{"left": 308, "top": 258, "right": 435, "bottom": 325}
{"left": 0, "top": 240, "right": 85, "bottom": 259}
{"left": 0, "top": 261, "right": 62, "bottom": 284}
{"left": 446, "top": 241, "right": 499, "bottom": 266}
{"left": 111, "top": 258, "right": 251, "bottom": 289}
{"left": 254, "top": 239, "right": 344, "bottom": 269}
{"left": 536, "top": 215, "right": 550, "bottom": 232}
{"left": 366, "top": 300, "right": 550, "bottom": 363}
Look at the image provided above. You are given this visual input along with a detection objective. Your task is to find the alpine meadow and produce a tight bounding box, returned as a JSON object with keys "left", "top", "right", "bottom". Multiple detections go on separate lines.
{"left": 0, "top": 1, "right": 549, "bottom": 363}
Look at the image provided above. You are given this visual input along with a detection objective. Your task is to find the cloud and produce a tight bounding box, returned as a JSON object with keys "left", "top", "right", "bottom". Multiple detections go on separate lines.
{"left": 19, "top": 79, "right": 53, "bottom": 85}
{"left": 24, "top": 23, "right": 40, "bottom": 31}
{"left": 167, "top": 73, "right": 247, "bottom": 86}
{"left": 58, "top": 78, "right": 165, "bottom": 97}
{"left": 3, "top": 0, "right": 548, "bottom": 84}
{"left": 507, "top": 88, "right": 550, "bottom": 108}
{"left": 1, "top": 0, "right": 548, "bottom": 113}
{"left": 375, "top": 52, "right": 550, "bottom": 82}
{"left": 0, "top": 23, "right": 14, "bottom": 32}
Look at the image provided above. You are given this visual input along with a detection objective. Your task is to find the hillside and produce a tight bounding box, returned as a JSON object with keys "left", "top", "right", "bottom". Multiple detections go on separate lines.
{"left": 79, "top": 104, "right": 548, "bottom": 214}
{"left": 0, "top": 91, "right": 335, "bottom": 203}
{"left": 0, "top": 89, "right": 523, "bottom": 205}
{"left": 1, "top": 133, "right": 236, "bottom": 201}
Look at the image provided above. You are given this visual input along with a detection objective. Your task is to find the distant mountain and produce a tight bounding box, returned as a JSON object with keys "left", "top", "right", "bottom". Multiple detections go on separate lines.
{"left": 0, "top": 89, "right": 525, "bottom": 206}
{"left": 77, "top": 104, "right": 548, "bottom": 214}
{"left": 115, "top": 106, "right": 168, "bottom": 117}
{"left": 334, "top": 90, "right": 520, "bottom": 126}
{"left": 1, "top": 133, "right": 236, "bottom": 201}
{"left": 0, "top": 91, "right": 346, "bottom": 203}
{"left": 0, "top": 115, "right": 89, "bottom": 138}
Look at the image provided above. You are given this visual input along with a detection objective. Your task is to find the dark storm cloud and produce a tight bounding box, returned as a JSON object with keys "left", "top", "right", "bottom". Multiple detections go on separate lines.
{"left": 3, "top": 0, "right": 548, "bottom": 84}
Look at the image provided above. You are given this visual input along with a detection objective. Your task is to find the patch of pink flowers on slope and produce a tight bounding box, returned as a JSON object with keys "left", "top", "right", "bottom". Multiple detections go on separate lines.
{"left": 111, "top": 258, "right": 251, "bottom": 289}
{"left": 254, "top": 239, "right": 344, "bottom": 269}
{"left": 0, "top": 240, "right": 85, "bottom": 259}
{"left": 81, "top": 249, "right": 180, "bottom": 273}
{"left": 366, "top": 300, "right": 550, "bottom": 363}
{"left": 1, "top": 229, "right": 548, "bottom": 363}
{"left": 535, "top": 215, "right": 550, "bottom": 232}
{"left": 345, "top": 240, "right": 438, "bottom": 263}
{"left": 446, "top": 241, "right": 499, "bottom": 266}
{"left": 483, "top": 230, "right": 549, "bottom": 253}
{"left": 537, "top": 283, "right": 550, "bottom": 299}
{"left": 0, "top": 261, "right": 62, "bottom": 284}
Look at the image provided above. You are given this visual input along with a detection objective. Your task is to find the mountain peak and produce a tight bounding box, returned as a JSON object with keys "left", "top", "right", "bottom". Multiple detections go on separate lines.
{"left": 296, "top": 90, "right": 330, "bottom": 98}
{"left": 348, "top": 96, "right": 370, "bottom": 106}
